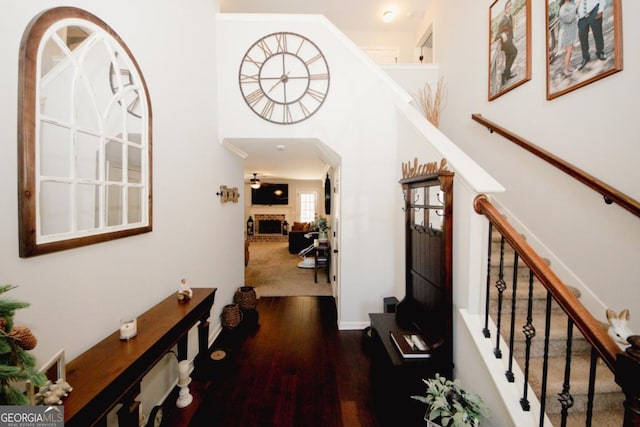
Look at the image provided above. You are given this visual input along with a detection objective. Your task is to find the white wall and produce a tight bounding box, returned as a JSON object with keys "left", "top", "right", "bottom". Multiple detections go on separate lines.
{"left": 1, "top": 0, "right": 243, "bottom": 417}
{"left": 432, "top": 0, "right": 640, "bottom": 332}
{"left": 381, "top": 63, "right": 440, "bottom": 103}
{"left": 346, "top": 30, "right": 418, "bottom": 63}
{"left": 217, "top": 14, "right": 411, "bottom": 328}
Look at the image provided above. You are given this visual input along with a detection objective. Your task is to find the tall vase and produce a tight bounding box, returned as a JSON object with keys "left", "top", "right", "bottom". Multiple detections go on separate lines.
{"left": 318, "top": 230, "right": 328, "bottom": 243}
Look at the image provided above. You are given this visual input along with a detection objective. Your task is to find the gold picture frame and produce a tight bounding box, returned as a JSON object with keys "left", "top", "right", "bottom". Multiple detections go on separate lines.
{"left": 488, "top": 0, "right": 532, "bottom": 101}
{"left": 546, "top": 0, "right": 623, "bottom": 100}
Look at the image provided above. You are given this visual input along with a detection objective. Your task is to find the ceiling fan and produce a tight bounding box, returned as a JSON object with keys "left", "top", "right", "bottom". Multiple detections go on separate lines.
{"left": 250, "top": 173, "right": 261, "bottom": 189}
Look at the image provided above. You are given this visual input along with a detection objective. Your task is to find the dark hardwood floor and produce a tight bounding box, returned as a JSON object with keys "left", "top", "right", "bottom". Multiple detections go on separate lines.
{"left": 182, "top": 296, "right": 382, "bottom": 427}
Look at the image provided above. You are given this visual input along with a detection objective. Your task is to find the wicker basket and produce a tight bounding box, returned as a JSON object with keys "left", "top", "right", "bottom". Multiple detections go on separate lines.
{"left": 221, "top": 303, "right": 242, "bottom": 329}
{"left": 234, "top": 286, "right": 257, "bottom": 311}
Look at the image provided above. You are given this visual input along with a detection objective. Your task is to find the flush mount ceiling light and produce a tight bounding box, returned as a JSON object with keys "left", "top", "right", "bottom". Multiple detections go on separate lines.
{"left": 382, "top": 9, "right": 396, "bottom": 23}
{"left": 250, "top": 173, "right": 261, "bottom": 189}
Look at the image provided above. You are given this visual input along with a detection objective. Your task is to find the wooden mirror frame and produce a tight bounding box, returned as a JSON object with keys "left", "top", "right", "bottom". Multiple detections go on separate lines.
{"left": 18, "top": 7, "right": 152, "bottom": 257}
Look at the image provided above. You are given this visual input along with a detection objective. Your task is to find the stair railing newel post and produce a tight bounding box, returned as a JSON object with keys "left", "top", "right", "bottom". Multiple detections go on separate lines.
{"left": 615, "top": 335, "right": 640, "bottom": 427}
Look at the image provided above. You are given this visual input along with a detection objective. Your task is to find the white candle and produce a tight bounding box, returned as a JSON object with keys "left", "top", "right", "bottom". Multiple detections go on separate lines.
{"left": 119, "top": 318, "right": 137, "bottom": 340}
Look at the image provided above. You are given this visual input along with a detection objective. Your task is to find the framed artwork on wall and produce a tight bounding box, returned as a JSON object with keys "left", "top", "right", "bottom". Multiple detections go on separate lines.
{"left": 488, "top": 0, "right": 532, "bottom": 101}
{"left": 546, "top": 0, "right": 623, "bottom": 100}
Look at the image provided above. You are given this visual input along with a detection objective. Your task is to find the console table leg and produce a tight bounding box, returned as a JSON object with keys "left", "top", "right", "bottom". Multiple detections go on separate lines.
{"left": 177, "top": 335, "right": 188, "bottom": 361}
{"left": 198, "top": 319, "right": 210, "bottom": 355}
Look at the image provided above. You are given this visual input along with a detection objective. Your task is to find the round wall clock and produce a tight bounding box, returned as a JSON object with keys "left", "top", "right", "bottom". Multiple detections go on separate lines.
{"left": 239, "top": 32, "right": 330, "bottom": 124}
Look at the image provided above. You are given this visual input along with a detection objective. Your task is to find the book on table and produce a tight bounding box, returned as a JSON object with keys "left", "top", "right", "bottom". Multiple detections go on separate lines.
{"left": 390, "top": 330, "right": 434, "bottom": 359}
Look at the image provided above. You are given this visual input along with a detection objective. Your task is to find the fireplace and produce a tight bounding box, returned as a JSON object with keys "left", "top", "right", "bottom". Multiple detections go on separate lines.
{"left": 259, "top": 219, "right": 282, "bottom": 234}
{"left": 251, "top": 214, "right": 287, "bottom": 242}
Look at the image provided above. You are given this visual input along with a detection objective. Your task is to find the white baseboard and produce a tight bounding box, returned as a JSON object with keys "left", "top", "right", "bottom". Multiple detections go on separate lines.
{"left": 339, "top": 321, "right": 369, "bottom": 330}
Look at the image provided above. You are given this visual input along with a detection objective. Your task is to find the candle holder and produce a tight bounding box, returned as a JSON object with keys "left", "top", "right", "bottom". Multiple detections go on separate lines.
{"left": 119, "top": 318, "right": 137, "bottom": 340}
{"left": 176, "top": 360, "right": 193, "bottom": 408}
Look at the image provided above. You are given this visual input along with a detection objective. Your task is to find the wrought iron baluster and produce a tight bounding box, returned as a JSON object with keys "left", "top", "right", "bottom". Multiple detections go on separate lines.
{"left": 586, "top": 347, "right": 598, "bottom": 427}
{"left": 483, "top": 222, "right": 493, "bottom": 338}
{"left": 520, "top": 270, "right": 535, "bottom": 411}
{"left": 506, "top": 251, "right": 519, "bottom": 382}
{"left": 558, "top": 318, "right": 575, "bottom": 427}
{"left": 539, "top": 292, "right": 553, "bottom": 427}
{"left": 494, "top": 235, "right": 507, "bottom": 359}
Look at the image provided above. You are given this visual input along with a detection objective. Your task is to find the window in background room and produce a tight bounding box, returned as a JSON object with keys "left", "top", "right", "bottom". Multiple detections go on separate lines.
{"left": 299, "top": 192, "right": 317, "bottom": 223}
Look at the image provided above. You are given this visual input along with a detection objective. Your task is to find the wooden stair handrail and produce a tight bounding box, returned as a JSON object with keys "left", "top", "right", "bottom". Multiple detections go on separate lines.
{"left": 471, "top": 114, "right": 640, "bottom": 218}
{"left": 474, "top": 194, "right": 620, "bottom": 371}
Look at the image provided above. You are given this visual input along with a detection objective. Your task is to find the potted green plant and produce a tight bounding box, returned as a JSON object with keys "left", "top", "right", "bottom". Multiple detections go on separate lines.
{"left": 313, "top": 217, "right": 330, "bottom": 242}
{"left": 411, "top": 374, "right": 489, "bottom": 427}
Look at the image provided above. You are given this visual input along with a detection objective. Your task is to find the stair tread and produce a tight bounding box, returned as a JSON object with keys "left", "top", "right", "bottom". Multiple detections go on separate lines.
{"left": 491, "top": 310, "right": 606, "bottom": 342}
{"left": 548, "top": 409, "right": 624, "bottom": 427}
{"left": 488, "top": 275, "right": 582, "bottom": 300}
{"left": 526, "top": 353, "right": 621, "bottom": 395}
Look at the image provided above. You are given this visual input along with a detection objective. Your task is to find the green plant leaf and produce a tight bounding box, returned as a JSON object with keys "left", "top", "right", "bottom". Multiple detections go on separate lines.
{"left": 412, "top": 374, "right": 489, "bottom": 426}
{"left": 0, "top": 365, "right": 21, "bottom": 379}
{"left": 0, "top": 383, "right": 29, "bottom": 405}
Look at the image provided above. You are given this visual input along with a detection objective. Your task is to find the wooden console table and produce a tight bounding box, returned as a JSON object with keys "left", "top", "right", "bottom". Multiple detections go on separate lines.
{"left": 63, "top": 288, "right": 217, "bottom": 427}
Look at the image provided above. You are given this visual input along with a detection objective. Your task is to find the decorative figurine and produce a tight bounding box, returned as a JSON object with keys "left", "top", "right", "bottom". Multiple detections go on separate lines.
{"left": 606, "top": 308, "right": 633, "bottom": 349}
{"left": 177, "top": 278, "right": 193, "bottom": 301}
{"left": 34, "top": 379, "right": 73, "bottom": 405}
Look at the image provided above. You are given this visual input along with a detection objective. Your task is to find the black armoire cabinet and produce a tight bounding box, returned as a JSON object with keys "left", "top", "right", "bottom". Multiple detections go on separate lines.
{"left": 368, "top": 171, "right": 454, "bottom": 426}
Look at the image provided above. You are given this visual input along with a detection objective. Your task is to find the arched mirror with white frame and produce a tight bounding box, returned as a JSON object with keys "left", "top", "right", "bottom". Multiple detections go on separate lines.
{"left": 18, "top": 7, "right": 152, "bottom": 257}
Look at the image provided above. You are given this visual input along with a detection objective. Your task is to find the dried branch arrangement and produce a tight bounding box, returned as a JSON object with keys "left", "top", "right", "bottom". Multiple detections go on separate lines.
{"left": 413, "top": 77, "right": 447, "bottom": 128}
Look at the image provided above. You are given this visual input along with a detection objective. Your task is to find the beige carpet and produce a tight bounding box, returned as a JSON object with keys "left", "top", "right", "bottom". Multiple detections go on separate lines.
{"left": 245, "top": 241, "right": 333, "bottom": 298}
